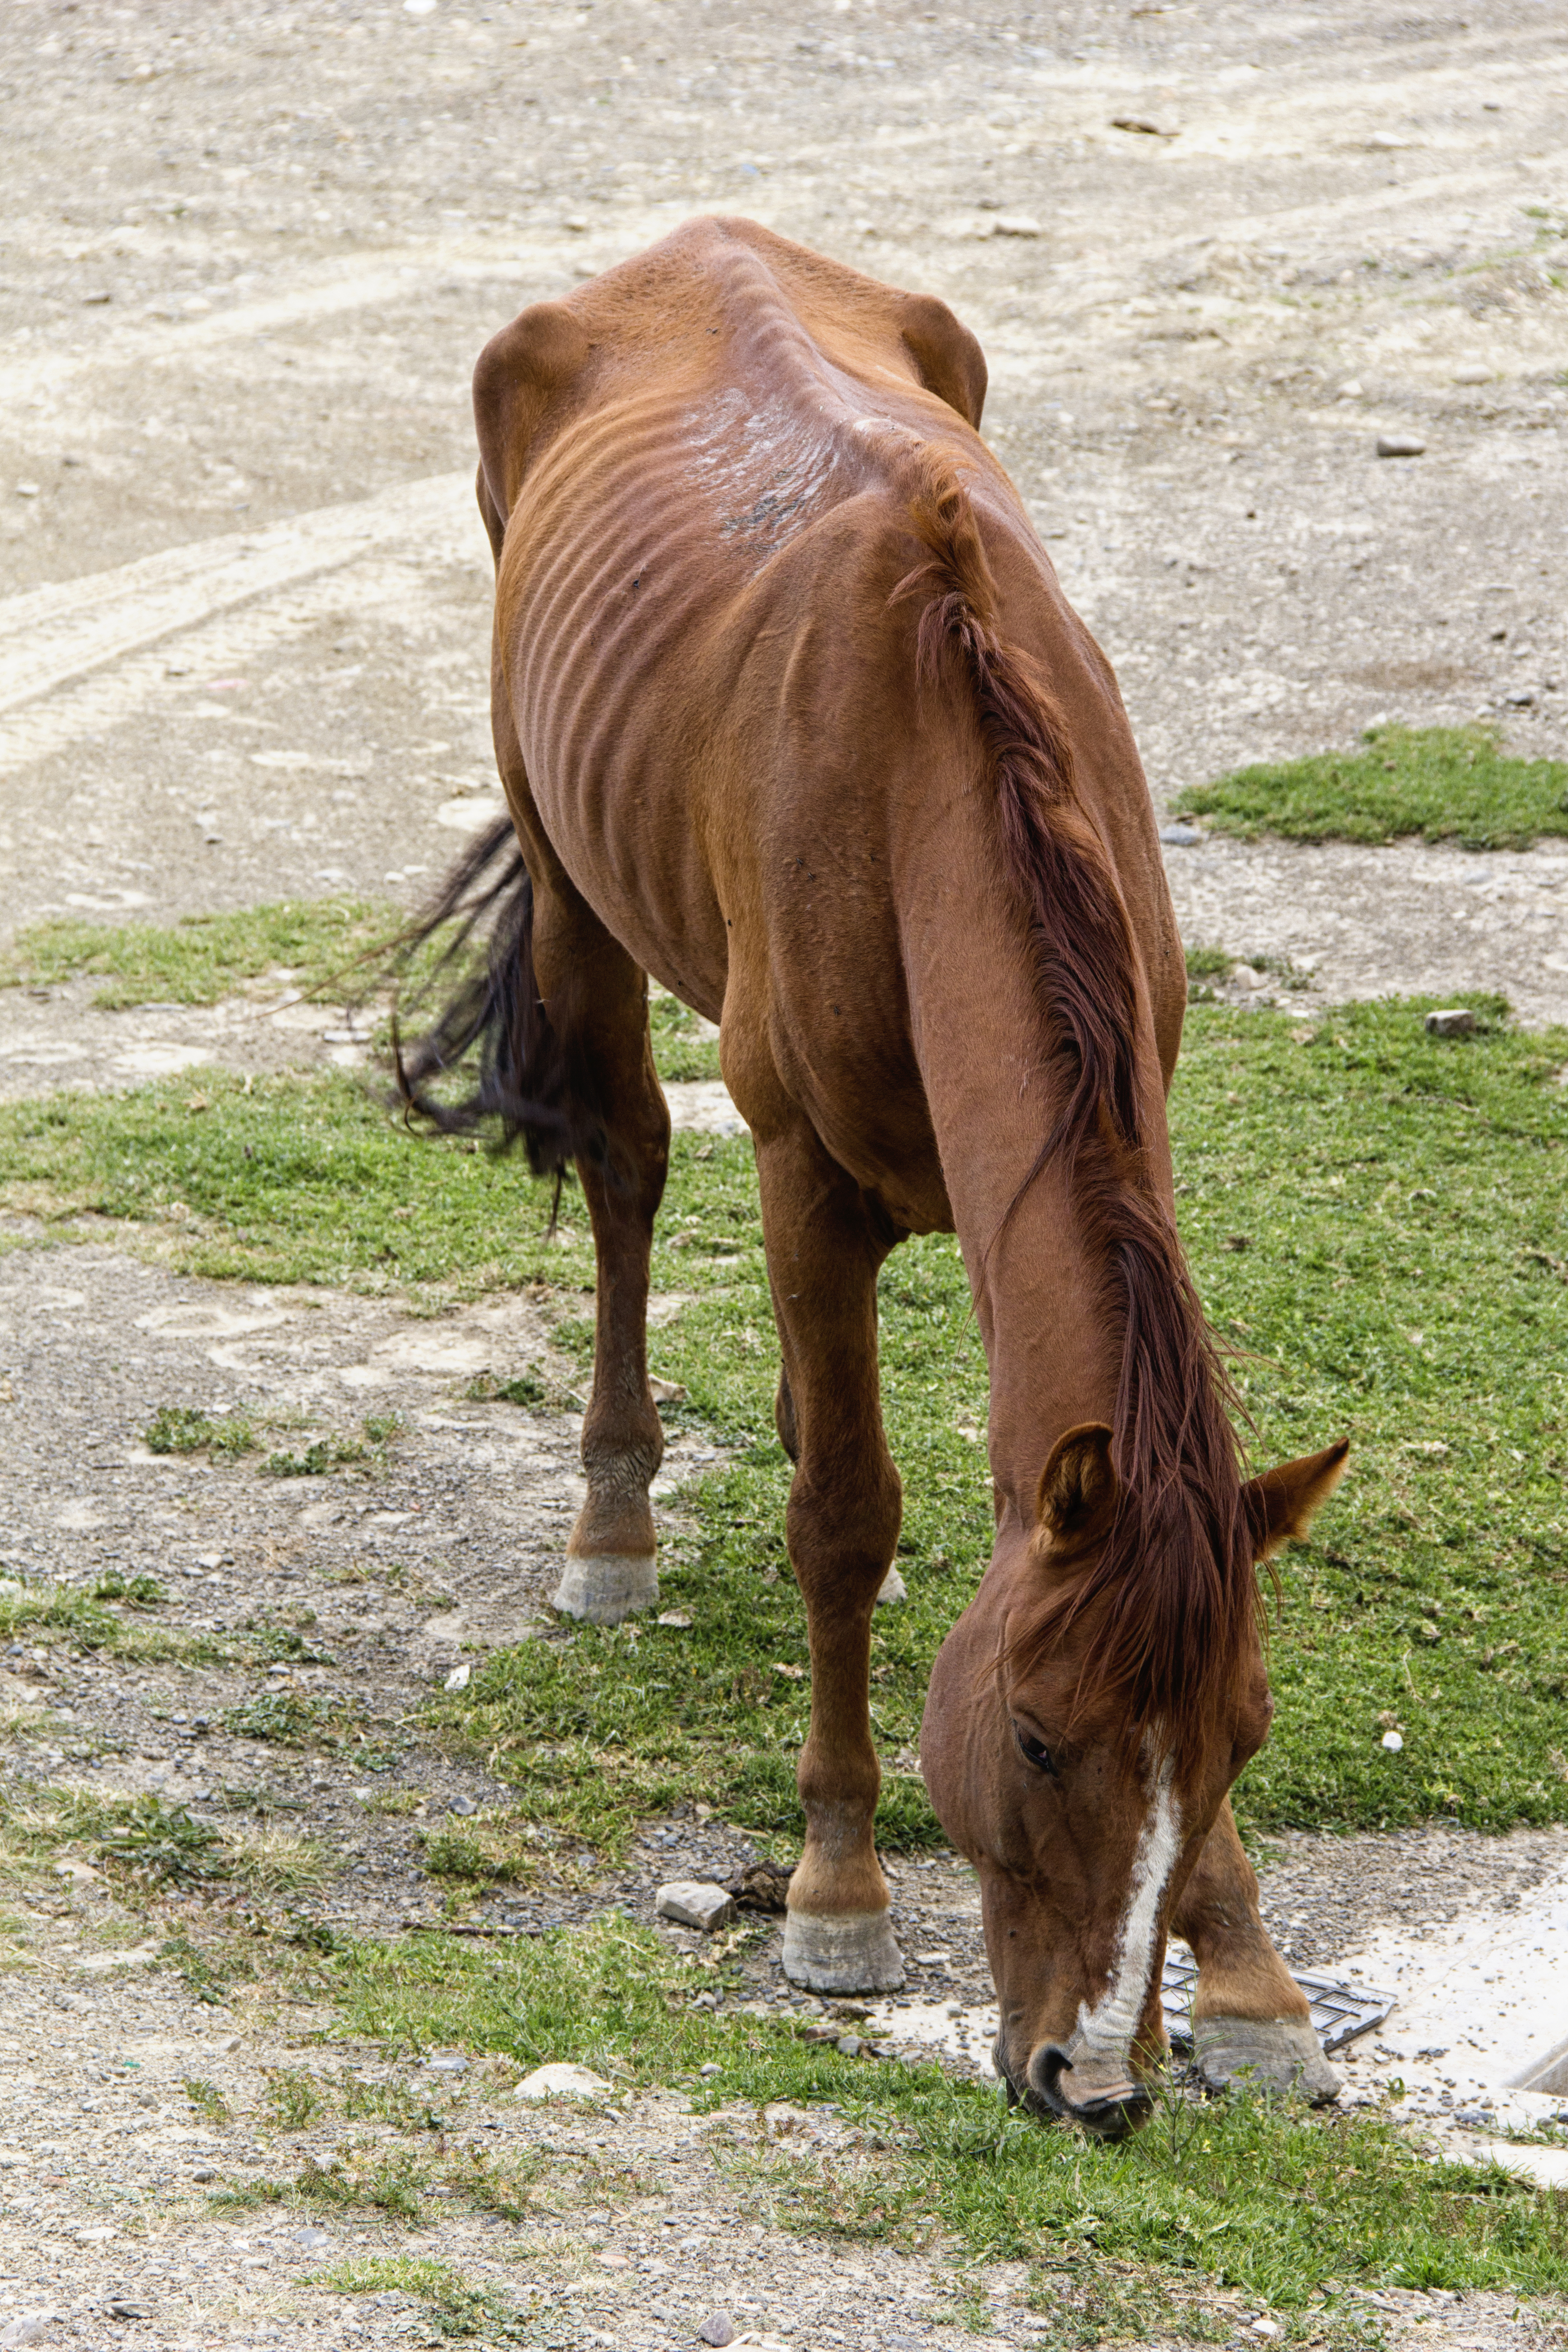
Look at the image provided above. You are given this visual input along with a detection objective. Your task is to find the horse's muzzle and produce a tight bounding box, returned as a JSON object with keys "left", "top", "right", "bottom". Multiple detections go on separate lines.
{"left": 1029, "top": 2043, "right": 1153, "bottom": 2143}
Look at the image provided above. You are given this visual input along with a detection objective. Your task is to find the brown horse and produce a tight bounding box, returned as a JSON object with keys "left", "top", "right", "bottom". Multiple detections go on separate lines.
{"left": 398, "top": 216, "right": 1348, "bottom": 2139}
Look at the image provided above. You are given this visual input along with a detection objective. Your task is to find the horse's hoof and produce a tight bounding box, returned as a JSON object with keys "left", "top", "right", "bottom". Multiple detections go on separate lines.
{"left": 551, "top": 1553, "right": 658, "bottom": 1625}
{"left": 1193, "top": 2016, "right": 1341, "bottom": 2104}
{"left": 782, "top": 1908, "right": 905, "bottom": 1992}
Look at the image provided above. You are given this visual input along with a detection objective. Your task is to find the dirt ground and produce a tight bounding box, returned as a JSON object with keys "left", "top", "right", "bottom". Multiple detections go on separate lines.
{"left": 2, "top": 2, "right": 1568, "bottom": 2347}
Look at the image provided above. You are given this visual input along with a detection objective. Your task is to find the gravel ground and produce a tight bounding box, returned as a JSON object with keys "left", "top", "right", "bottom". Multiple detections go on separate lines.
{"left": 3, "top": 0, "right": 1568, "bottom": 2344}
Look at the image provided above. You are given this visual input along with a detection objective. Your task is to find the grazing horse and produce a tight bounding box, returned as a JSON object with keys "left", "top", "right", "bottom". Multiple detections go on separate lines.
{"left": 399, "top": 216, "right": 1349, "bottom": 2138}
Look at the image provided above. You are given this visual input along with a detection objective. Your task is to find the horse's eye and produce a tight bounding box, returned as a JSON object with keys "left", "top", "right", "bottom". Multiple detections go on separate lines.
{"left": 1012, "top": 1723, "right": 1057, "bottom": 1776}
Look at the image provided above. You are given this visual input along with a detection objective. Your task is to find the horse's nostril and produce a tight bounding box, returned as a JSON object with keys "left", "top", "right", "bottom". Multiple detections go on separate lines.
{"left": 1078, "top": 2087, "right": 1153, "bottom": 2143}
{"left": 1030, "top": 2045, "right": 1073, "bottom": 2113}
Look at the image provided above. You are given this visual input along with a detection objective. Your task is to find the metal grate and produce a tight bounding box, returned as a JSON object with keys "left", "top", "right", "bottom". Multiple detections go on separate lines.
{"left": 1161, "top": 1950, "right": 1394, "bottom": 2056}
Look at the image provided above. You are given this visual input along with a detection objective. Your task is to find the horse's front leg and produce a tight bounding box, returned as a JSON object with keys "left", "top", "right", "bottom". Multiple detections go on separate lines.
{"left": 756, "top": 1115, "right": 906, "bottom": 1993}
{"left": 1170, "top": 1798, "right": 1340, "bottom": 2102}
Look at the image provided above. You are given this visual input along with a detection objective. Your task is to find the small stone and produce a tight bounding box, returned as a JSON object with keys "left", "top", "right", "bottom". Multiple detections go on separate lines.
{"left": 191, "top": 2163, "right": 217, "bottom": 2182}
{"left": 444, "top": 1662, "right": 471, "bottom": 1692}
{"left": 657, "top": 1610, "right": 693, "bottom": 1628}
{"left": 836, "top": 2033, "right": 863, "bottom": 2057}
{"left": 1504, "top": 688, "right": 1535, "bottom": 707}
{"left": 874, "top": 1564, "right": 906, "bottom": 1606}
{"left": 992, "top": 214, "right": 1043, "bottom": 238}
{"left": 698, "top": 2315, "right": 737, "bottom": 2348}
{"left": 447, "top": 1793, "right": 478, "bottom": 1815}
{"left": 1382, "top": 1730, "right": 1405, "bottom": 1752}
{"left": 514, "top": 2061, "right": 612, "bottom": 2101}
{"left": 424, "top": 2051, "right": 468, "bottom": 2073}
{"left": 699, "top": 2061, "right": 722, "bottom": 2077}
{"left": 649, "top": 1376, "right": 688, "bottom": 1403}
{"left": 1230, "top": 964, "right": 1268, "bottom": 991}
{"left": 15, "top": 484, "right": 39, "bottom": 499}
{"left": 0, "top": 2315, "right": 56, "bottom": 2347}
{"left": 1250, "top": 2323, "right": 1282, "bottom": 2341}
{"left": 1337, "top": 379, "right": 1363, "bottom": 399}
{"left": 1376, "top": 433, "right": 1426, "bottom": 458}
{"left": 108, "top": 2304, "right": 148, "bottom": 2323}
{"left": 82, "top": 289, "right": 113, "bottom": 305}
{"left": 1452, "top": 364, "right": 1492, "bottom": 385}
{"left": 1424, "top": 1008, "right": 1475, "bottom": 1038}
{"left": 1159, "top": 823, "right": 1204, "bottom": 846}
{"left": 657, "top": 1880, "right": 737, "bottom": 1932}
{"left": 294, "top": 2226, "right": 333, "bottom": 2250}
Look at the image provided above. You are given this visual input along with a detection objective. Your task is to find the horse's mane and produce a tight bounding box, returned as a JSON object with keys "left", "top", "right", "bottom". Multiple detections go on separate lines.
{"left": 890, "top": 441, "right": 1258, "bottom": 1766}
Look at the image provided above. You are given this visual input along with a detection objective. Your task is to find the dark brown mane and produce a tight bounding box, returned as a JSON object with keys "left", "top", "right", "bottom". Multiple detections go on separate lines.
{"left": 891, "top": 445, "right": 1257, "bottom": 1764}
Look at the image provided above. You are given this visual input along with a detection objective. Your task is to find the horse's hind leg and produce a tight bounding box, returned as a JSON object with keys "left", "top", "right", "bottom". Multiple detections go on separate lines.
{"left": 529, "top": 884, "right": 670, "bottom": 1625}
{"left": 756, "top": 1114, "right": 906, "bottom": 1993}
{"left": 1170, "top": 1799, "right": 1340, "bottom": 2102}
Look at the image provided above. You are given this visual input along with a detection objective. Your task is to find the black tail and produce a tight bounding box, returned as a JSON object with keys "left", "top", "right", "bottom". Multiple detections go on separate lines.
{"left": 387, "top": 814, "right": 603, "bottom": 1186}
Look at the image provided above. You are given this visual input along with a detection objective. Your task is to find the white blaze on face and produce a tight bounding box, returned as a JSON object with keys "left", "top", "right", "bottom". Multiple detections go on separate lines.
{"left": 1067, "top": 1756, "right": 1181, "bottom": 2074}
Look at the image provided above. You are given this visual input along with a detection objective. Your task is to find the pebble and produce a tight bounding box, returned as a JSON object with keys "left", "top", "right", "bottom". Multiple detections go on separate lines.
{"left": 1382, "top": 1730, "right": 1405, "bottom": 1752}
{"left": 81, "top": 289, "right": 113, "bottom": 304}
{"left": 1159, "top": 822, "right": 1204, "bottom": 846}
{"left": 444, "top": 1662, "right": 471, "bottom": 1692}
{"left": 15, "top": 484, "right": 39, "bottom": 499}
{"left": 424, "top": 2051, "right": 468, "bottom": 2073}
{"left": 657, "top": 1610, "right": 693, "bottom": 1628}
{"left": 0, "top": 2318, "right": 58, "bottom": 2348}
{"left": 657, "top": 1880, "right": 737, "bottom": 1932}
{"left": 513, "top": 2062, "right": 612, "bottom": 2101}
{"left": 1230, "top": 964, "right": 1269, "bottom": 991}
{"left": 1376, "top": 433, "right": 1426, "bottom": 458}
{"left": 991, "top": 214, "right": 1043, "bottom": 238}
{"left": 1424, "top": 1008, "right": 1475, "bottom": 1037}
{"left": 874, "top": 1565, "right": 906, "bottom": 1606}
{"left": 698, "top": 2315, "right": 737, "bottom": 2348}
{"left": 1452, "top": 363, "right": 1492, "bottom": 384}
{"left": 447, "top": 1793, "right": 478, "bottom": 1815}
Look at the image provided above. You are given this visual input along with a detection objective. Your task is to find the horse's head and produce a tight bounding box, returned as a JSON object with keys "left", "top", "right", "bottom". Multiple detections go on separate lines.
{"left": 921, "top": 1421, "right": 1347, "bottom": 2141}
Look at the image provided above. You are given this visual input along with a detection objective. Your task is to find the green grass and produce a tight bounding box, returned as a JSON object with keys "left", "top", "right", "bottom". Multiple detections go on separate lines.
{"left": 1, "top": 995, "right": 1566, "bottom": 1838}
{"left": 0, "top": 895, "right": 393, "bottom": 1009}
{"left": 1174, "top": 724, "right": 1568, "bottom": 849}
{"left": 314, "top": 1916, "right": 1568, "bottom": 2321}
{"left": 145, "top": 1403, "right": 256, "bottom": 1460}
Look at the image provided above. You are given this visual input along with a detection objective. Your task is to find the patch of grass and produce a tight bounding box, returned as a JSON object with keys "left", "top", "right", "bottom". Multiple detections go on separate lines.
{"left": 1174, "top": 724, "right": 1568, "bottom": 849}
{"left": 224, "top": 1827, "right": 334, "bottom": 1899}
{"left": 0, "top": 1788, "right": 229, "bottom": 1890}
{"left": 263, "top": 2067, "right": 327, "bottom": 2131}
{"left": 183, "top": 2077, "right": 230, "bottom": 2125}
{"left": 648, "top": 982, "right": 722, "bottom": 1082}
{"left": 313, "top": 2256, "right": 532, "bottom": 2342}
{"left": 0, "top": 895, "right": 392, "bottom": 1009}
{"left": 89, "top": 1569, "right": 167, "bottom": 1606}
{"left": 218, "top": 2149, "right": 426, "bottom": 2222}
{"left": 262, "top": 1435, "right": 366, "bottom": 1477}
{"left": 144, "top": 1404, "right": 256, "bottom": 1460}
{"left": 222, "top": 1690, "right": 342, "bottom": 1747}
{"left": 323, "top": 1918, "right": 1568, "bottom": 2314}
{"left": 1185, "top": 944, "right": 1234, "bottom": 981}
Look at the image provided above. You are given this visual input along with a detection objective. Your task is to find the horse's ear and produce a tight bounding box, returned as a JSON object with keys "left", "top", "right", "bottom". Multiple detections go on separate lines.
{"left": 899, "top": 292, "right": 988, "bottom": 428}
{"left": 1036, "top": 1422, "right": 1117, "bottom": 1544}
{"left": 1245, "top": 1439, "right": 1350, "bottom": 1558}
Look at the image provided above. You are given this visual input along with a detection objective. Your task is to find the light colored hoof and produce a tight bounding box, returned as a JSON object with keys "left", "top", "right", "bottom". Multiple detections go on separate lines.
{"left": 875, "top": 1565, "right": 906, "bottom": 1606}
{"left": 782, "top": 1908, "right": 905, "bottom": 1993}
{"left": 550, "top": 1553, "right": 658, "bottom": 1625}
{"left": 1194, "top": 2015, "right": 1341, "bottom": 2105}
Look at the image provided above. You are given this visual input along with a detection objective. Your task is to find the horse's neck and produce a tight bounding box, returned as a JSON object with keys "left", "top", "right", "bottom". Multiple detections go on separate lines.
{"left": 898, "top": 812, "right": 1171, "bottom": 1545}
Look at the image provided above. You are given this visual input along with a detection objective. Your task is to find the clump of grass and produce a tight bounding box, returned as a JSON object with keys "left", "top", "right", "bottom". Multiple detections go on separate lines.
{"left": 0, "top": 894, "right": 392, "bottom": 1009}
{"left": 90, "top": 1570, "right": 166, "bottom": 1606}
{"left": 183, "top": 2077, "right": 230, "bottom": 2125}
{"left": 144, "top": 1404, "right": 255, "bottom": 1460}
{"left": 419, "top": 1814, "right": 586, "bottom": 1889}
{"left": 262, "top": 1434, "right": 366, "bottom": 1478}
{"left": 1185, "top": 943, "right": 1234, "bottom": 981}
{"left": 312, "top": 2255, "right": 525, "bottom": 2341}
{"left": 1174, "top": 723, "right": 1568, "bottom": 848}
{"left": 648, "top": 983, "right": 722, "bottom": 1082}
{"left": 222, "top": 1691, "right": 338, "bottom": 1746}
{"left": 263, "top": 2067, "right": 327, "bottom": 2131}
{"left": 216, "top": 2150, "right": 426, "bottom": 2222}
{"left": 0, "top": 1788, "right": 228, "bottom": 1890}
{"left": 224, "top": 1827, "right": 334, "bottom": 1898}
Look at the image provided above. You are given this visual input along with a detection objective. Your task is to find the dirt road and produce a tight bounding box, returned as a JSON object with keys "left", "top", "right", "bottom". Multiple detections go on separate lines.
{"left": 2, "top": 4, "right": 1567, "bottom": 2347}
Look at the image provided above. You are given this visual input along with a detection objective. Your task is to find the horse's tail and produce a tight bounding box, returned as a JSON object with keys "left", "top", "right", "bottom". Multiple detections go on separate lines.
{"left": 386, "top": 812, "right": 602, "bottom": 1186}
{"left": 889, "top": 442, "right": 1256, "bottom": 1767}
